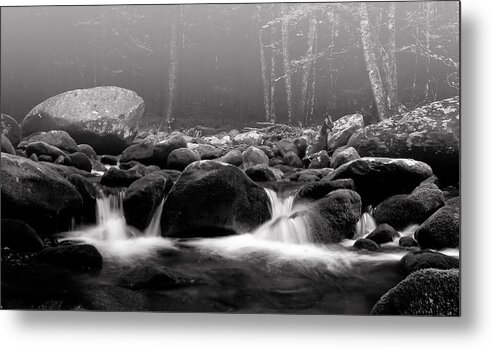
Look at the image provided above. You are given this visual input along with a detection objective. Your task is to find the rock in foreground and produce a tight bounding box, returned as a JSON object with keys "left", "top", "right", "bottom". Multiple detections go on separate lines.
{"left": 370, "top": 269, "right": 459, "bottom": 316}
{"left": 161, "top": 161, "right": 270, "bottom": 238}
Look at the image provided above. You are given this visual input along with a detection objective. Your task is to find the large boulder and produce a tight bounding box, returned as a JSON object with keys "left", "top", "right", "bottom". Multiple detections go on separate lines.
{"left": 370, "top": 269, "right": 459, "bottom": 316}
{"left": 242, "top": 146, "right": 269, "bottom": 168}
{"left": 311, "top": 189, "right": 362, "bottom": 243}
{"left": 327, "top": 113, "right": 364, "bottom": 151}
{"left": 1, "top": 153, "right": 83, "bottom": 234}
{"left": 166, "top": 148, "right": 200, "bottom": 171}
{"left": 27, "top": 130, "right": 79, "bottom": 153}
{"left": 123, "top": 172, "right": 168, "bottom": 231}
{"left": 161, "top": 161, "right": 270, "bottom": 238}
{"left": 348, "top": 97, "right": 459, "bottom": 185}
{"left": 20, "top": 86, "right": 145, "bottom": 155}
{"left": 151, "top": 133, "right": 188, "bottom": 168}
{"left": 326, "top": 157, "right": 433, "bottom": 206}
{"left": 1, "top": 134, "right": 16, "bottom": 155}
{"left": 1, "top": 113, "right": 22, "bottom": 147}
{"left": 414, "top": 197, "right": 460, "bottom": 249}
{"left": 374, "top": 184, "right": 445, "bottom": 230}
{"left": 399, "top": 250, "right": 459, "bottom": 275}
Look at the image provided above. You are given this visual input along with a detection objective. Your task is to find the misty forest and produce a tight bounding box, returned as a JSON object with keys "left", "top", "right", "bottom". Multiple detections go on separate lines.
{"left": 1, "top": 2, "right": 460, "bottom": 315}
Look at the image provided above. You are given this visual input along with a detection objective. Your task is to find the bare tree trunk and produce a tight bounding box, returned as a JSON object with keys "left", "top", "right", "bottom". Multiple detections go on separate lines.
{"left": 281, "top": 4, "right": 294, "bottom": 125}
{"left": 327, "top": 10, "right": 336, "bottom": 109}
{"left": 301, "top": 17, "right": 316, "bottom": 125}
{"left": 259, "top": 26, "right": 271, "bottom": 122}
{"left": 359, "top": 3, "right": 388, "bottom": 120}
{"left": 424, "top": 2, "right": 432, "bottom": 101}
{"left": 308, "top": 16, "right": 318, "bottom": 125}
{"left": 269, "top": 5, "right": 278, "bottom": 123}
{"left": 164, "top": 7, "right": 180, "bottom": 131}
{"left": 382, "top": 3, "right": 398, "bottom": 115}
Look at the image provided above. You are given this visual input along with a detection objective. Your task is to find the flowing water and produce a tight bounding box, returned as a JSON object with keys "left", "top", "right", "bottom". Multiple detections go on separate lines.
{"left": 51, "top": 185, "right": 458, "bottom": 313}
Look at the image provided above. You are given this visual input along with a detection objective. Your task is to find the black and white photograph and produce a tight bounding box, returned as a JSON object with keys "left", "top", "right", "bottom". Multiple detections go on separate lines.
{"left": 1, "top": 1, "right": 460, "bottom": 316}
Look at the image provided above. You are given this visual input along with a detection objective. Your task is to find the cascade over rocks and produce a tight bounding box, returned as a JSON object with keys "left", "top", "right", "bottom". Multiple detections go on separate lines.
{"left": 312, "top": 189, "right": 362, "bottom": 243}
{"left": 1, "top": 153, "right": 83, "bottom": 234}
{"left": 348, "top": 97, "right": 459, "bottom": 185}
{"left": 123, "top": 172, "right": 168, "bottom": 231}
{"left": 20, "top": 86, "right": 144, "bottom": 155}
{"left": 1, "top": 113, "right": 22, "bottom": 147}
{"left": 370, "top": 269, "right": 459, "bottom": 316}
{"left": 161, "top": 160, "right": 270, "bottom": 238}
{"left": 326, "top": 157, "right": 433, "bottom": 206}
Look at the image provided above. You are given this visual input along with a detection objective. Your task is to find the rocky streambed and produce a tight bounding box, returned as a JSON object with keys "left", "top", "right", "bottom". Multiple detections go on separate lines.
{"left": 1, "top": 91, "right": 460, "bottom": 315}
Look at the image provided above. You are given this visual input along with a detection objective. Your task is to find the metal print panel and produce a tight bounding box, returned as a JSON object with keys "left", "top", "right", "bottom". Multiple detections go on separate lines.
{"left": 0, "top": 1, "right": 460, "bottom": 315}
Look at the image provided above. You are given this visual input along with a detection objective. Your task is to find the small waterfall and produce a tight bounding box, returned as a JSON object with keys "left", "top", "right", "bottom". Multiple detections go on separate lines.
{"left": 355, "top": 211, "right": 377, "bottom": 239}
{"left": 253, "top": 189, "right": 313, "bottom": 244}
{"left": 144, "top": 198, "right": 165, "bottom": 237}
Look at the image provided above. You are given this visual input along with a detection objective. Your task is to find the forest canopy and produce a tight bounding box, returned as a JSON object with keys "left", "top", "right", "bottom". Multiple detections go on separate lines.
{"left": 1, "top": 2, "right": 459, "bottom": 129}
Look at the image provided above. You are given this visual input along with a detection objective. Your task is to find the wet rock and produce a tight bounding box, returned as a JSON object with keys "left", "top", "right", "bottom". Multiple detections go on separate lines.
{"left": 294, "top": 137, "right": 308, "bottom": 158}
{"left": 326, "top": 157, "right": 433, "bottom": 206}
{"left": 348, "top": 97, "right": 459, "bottom": 185}
{"left": 283, "top": 151, "right": 303, "bottom": 168}
{"left": 161, "top": 161, "right": 269, "bottom": 238}
{"left": 276, "top": 139, "right": 297, "bottom": 155}
{"left": 399, "top": 250, "right": 459, "bottom": 275}
{"left": 123, "top": 172, "right": 168, "bottom": 231}
{"left": 414, "top": 197, "right": 460, "bottom": 249}
{"left": 327, "top": 113, "right": 364, "bottom": 151}
{"left": 167, "top": 147, "right": 200, "bottom": 171}
{"left": 307, "top": 150, "right": 330, "bottom": 169}
{"left": 257, "top": 145, "right": 274, "bottom": 159}
{"left": 313, "top": 189, "right": 361, "bottom": 242}
{"left": 68, "top": 174, "right": 97, "bottom": 224}
{"left": 120, "top": 140, "right": 154, "bottom": 164}
{"left": 100, "top": 154, "right": 118, "bottom": 165}
{"left": 29, "top": 153, "right": 38, "bottom": 162}
{"left": 100, "top": 167, "right": 143, "bottom": 187}
{"left": 1, "top": 153, "right": 83, "bottom": 234}
{"left": 151, "top": 133, "right": 188, "bottom": 168}
{"left": 399, "top": 236, "right": 419, "bottom": 248}
{"left": 374, "top": 184, "right": 445, "bottom": 229}
{"left": 370, "top": 269, "right": 459, "bottom": 316}
{"left": 296, "top": 178, "right": 355, "bottom": 201}
{"left": 77, "top": 283, "right": 149, "bottom": 311}
{"left": 245, "top": 164, "right": 277, "bottom": 182}
{"left": 330, "top": 146, "right": 360, "bottom": 169}
{"left": 27, "top": 130, "right": 78, "bottom": 153}
{"left": 37, "top": 244, "right": 103, "bottom": 272}
{"left": 38, "top": 154, "right": 53, "bottom": 162}
{"left": 354, "top": 238, "right": 379, "bottom": 251}
{"left": 297, "top": 173, "right": 319, "bottom": 183}
{"left": 1, "top": 113, "right": 22, "bottom": 147}
{"left": 242, "top": 146, "right": 269, "bottom": 168}
{"left": 25, "top": 141, "right": 68, "bottom": 161}
{"left": 20, "top": 86, "right": 145, "bottom": 155}
{"left": 77, "top": 144, "right": 97, "bottom": 160}
{"left": 1, "top": 219, "right": 44, "bottom": 252}
{"left": 67, "top": 152, "right": 92, "bottom": 172}
{"left": 366, "top": 223, "right": 399, "bottom": 244}
{"left": 218, "top": 149, "right": 243, "bottom": 166}
{"left": 1, "top": 134, "right": 16, "bottom": 154}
